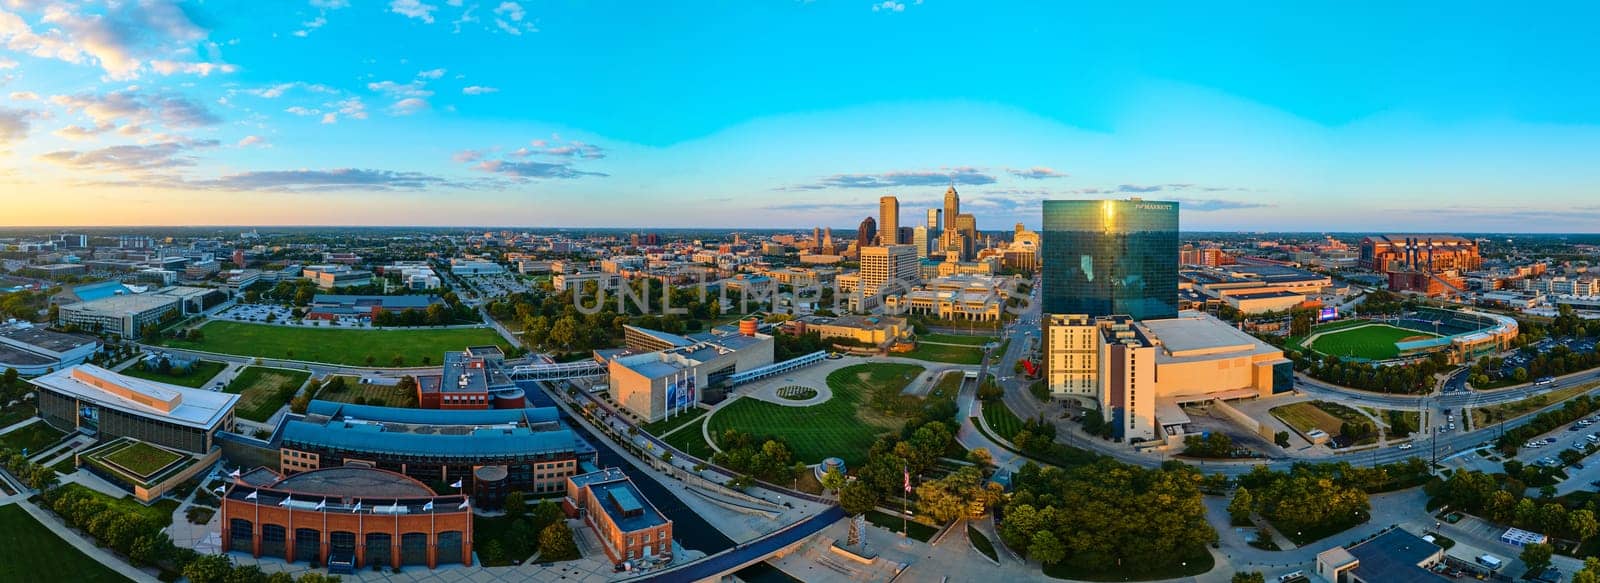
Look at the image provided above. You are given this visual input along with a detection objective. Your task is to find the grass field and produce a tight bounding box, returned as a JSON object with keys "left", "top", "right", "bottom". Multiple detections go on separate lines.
{"left": 101, "top": 441, "right": 183, "bottom": 476}
{"left": 0, "top": 422, "right": 65, "bottom": 455}
{"left": 982, "top": 400, "right": 1026, "bottom": 441}
{"left": 1307, "top": 323, "right": 1438, "bottom": 360}
{"left": 224, "top": 366, "right": 311, "bottom": 422}
{"left": 0, "top": 403, "right": 37, "bottom": 430}
{"left": 663, "top": 417, "right": 715, "bottom": 459}
{"left": 1271, "top": 402, "right": 1346, "bottom": 436}
{"left": 706, "top": 363, "right": 922, "bottom": 466}
{"left": 119, "top": 359, "right": 226, "bottom": 388}
{"left": 900, "top": 342, "right": 985, "bottom": 365}
{"left": 918, "top": 333, "right": 995, "bottom": 346}
{"left": 316, "top": 375, "right": 419, "bottom": 408}
{"left": 0, "top": 505, "right": 131, "bottom": 583}
{"left": 641, "top": 408, "right": 707, "bottom": 436}
{"left": 55, "top": 483, "right": 178, "bottom": 527}
{"left": 159, "top": 320, "right": 509, "bottom": 366}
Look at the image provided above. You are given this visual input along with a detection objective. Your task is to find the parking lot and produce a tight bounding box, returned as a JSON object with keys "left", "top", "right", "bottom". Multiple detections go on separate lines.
{"left": 217, "top": 303, "right": 373, "bottom": 328}
{"left": 1495, "top": 335, "right": 1598, "bottom": 381}
{"left": 461, "top": 273, "right": 538, "bottom": 298}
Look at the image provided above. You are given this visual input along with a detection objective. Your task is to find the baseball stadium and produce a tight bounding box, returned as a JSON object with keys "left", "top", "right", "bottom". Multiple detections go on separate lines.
{"left": 1299, "top": 307, "right": 1517, "bottom": 363}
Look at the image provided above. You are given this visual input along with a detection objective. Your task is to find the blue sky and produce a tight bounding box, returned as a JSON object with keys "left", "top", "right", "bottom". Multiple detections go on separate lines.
{"left": 3, "top": 1, "right": 1600, "bottom": 231}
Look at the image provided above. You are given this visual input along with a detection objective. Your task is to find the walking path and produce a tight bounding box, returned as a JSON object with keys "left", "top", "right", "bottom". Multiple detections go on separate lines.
{"left": 0, "top": 416, "right": 39, "bottom": 436}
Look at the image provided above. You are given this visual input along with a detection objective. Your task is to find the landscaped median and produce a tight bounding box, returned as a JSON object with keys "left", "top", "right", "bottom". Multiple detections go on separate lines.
{"left": 1270, "top": 400, "right": 1378, "bottom": 446}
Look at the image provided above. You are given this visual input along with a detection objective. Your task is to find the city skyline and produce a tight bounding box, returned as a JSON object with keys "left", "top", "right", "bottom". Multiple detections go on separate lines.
{"left": 5, "top": 2, "right": 1600, "bottom": 231}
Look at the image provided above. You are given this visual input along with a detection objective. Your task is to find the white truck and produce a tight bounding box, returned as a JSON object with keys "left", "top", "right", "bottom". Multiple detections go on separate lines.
{"left": 1475, "top": 554, "right": 1503, "bottom": 570}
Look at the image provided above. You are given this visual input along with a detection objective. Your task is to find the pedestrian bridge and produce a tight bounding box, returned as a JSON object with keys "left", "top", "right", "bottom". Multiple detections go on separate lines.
{"left": 728, "top": 351, "right": 827, "bottom": 386}
{"left": 506, "top": 359, "right": 608, "bottom": 381}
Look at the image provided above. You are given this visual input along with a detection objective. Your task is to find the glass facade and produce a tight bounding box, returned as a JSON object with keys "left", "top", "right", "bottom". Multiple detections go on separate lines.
{"left": 1041, "top": 199, "right": 1180, "bottom": 321}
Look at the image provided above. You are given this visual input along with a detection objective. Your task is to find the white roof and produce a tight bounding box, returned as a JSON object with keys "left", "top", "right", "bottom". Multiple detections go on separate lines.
{"left": 30, "top": 364, "right": 239, "bottom": 430}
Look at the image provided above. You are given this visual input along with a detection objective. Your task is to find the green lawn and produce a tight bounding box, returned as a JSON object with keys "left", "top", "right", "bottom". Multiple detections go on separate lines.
{"left": 1308, "top": 324, "right": 1438, "bottom": 360}
{"left": 641, "top": 408, "right": 707, "bottom": 436}
{"left": 982, "top": 400, "right": 1026, "bottom": 441}
{"left": 0, "top": 422, "right": 65, "bottom": 455}
{"left": 317, "top": 375, "right": 419, "bottom": 408}
{"left": 0, "top": 505, "right": 131, "bottom": 583}
{"left": 706, "top": 363, "right": 923, "bottom": 467}
{"left": 224, "top": 366, "right": 311, "bottom": 422}
{"left": 917, "top": 333, "right": 995, "bottom": 346}
{"left": 900, "top": 342, "right": 985, "bottom": 365}
{"left": 1271, "top": 402, "right": 1345, "bottom": 436}
{"left": 0, "top": 403, "right": 38, "bottom": 430}
{"left": 663, "top": 417, "right": 715, "bottom": 459}
{"left": 100, "top": 441, "right": 183, "bottom": 476}
{"left": 119, "top": 359, "right": 226, "bottom": 388}
{"left": 159, "top": 320, "right": 509, "bottom": 366}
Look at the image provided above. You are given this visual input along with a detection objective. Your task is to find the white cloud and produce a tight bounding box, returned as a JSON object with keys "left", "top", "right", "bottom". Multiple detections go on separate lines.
{"left": 0, "top": 57, "right": 16, "bottom": 69}
{"left": 52, "top": 122, "right": 115, "bottom": 140}
{"left": 389, "top": 0, "right": 437, "bottom": 23}
{"left": 50, "top": 89, "right": 220, "bottom": 130}
{"left": 320, "top": 97, "right": 368, "bottom": 123}
{"left": 450, "top": 3, "right": 477, "bottom": 33}
{"left": 285, "top": 106, "right": 320, "bottom": 116}
{"left": 872, "top": 1, "right": 905, "bottom": 12}
{"left": 462, "top": 85, "right": 497, "bottom": 95}
{"left": 494, "top": 2, "right": 524, "bottom": 21}
{"left": 417, "top": 68, "right": 446, "bottom": 79}
{"left": 8, "top": 90, "right": 37, "bottom": 100}
{"left": 292, "top": 16, "right": 326, "bottom": 37}
{"left": 0, "top": 107, "right": 32, "bottom": 144}
{"left": 237, "top": 135, "right": 268, "bottom": 147}
{"left": 389, "top": 97, "right": 429, "bottom": 116}
{"left": 367, "top": 79, "right": 433, "bottom": 98}
{"left": 310, "top": 0, "right": 350, "bottom": 8}
{"left": 0, "top": 1, "right": 233, "bottom": 80}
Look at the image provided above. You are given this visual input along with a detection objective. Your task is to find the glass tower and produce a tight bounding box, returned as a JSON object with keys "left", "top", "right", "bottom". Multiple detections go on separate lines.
{"left": 1041, "top": 199, "right": 1179, "bottom": 320}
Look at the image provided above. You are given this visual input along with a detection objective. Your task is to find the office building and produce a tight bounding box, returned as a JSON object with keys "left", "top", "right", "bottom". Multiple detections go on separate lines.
{"left": 57, "top": 293, "right": 181, "bottom": 338}
{"left": 1315, "top": 528, "right": 1448, "bottom": 583}
{"left": 0, "top": 323, "right": 100, "bottom": 376}
{"left": 1043, "top": 311, "right": 1291, "bottom": 443}
{"left": 221, "top": 466, "right": 473, "bottom": 570}
{"left": 1360, "top": 235, "right": 1481, "bottom": 274}
{"left": 415, "top": 347, "right": 525, "bottom": 409}
{"left": 565, "top": 468, "right": 673, "bottom": 566}
{"left": 912, "top": 226, "right": 930, "bottom": 259}
{"left": 1041, "top": 199, "right": 1180, "bottom": 321}
{"left": 449, "top": 258, "right": 506, "bottom": 275}
{"left": 31, "top": 365, "right": 239, "bottom": 454}
{"left": 883, "top": 274, "right": 1007, "bottom": 321}
{"left": 303, "top": 265, "right": 373, "bottom": 290}
{"left": 604, "top": 326, "right": 775, "bottom": 423}
{"left": 278, "top": 401, "right": 597, "bottom": 496}
{"left": 879, "top": 196, "right": 900, "bottom": 245}
{"left": 927, "top": 208, "right": 941, "bottom": 232}
{"left": 856, "top": 216, "right": 877, "bottom": 249}
{"left": 853, "top": 244, "right": 918, "bottom": 311}
{"left": 306, "top": 294, "right": 443, "bottom": 321}
{"left": 781, "top": 314, "right": 910, "bottom": 349}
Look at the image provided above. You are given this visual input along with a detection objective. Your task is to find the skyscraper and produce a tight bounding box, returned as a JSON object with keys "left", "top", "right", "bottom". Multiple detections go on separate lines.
{"left": 879, "top": 196, "right": 900, "bottom": 245}
{"left": 1041, "top": 199, "right": 1180, "bottom": 321}
{"left": 927, "top": 208, "right": 941, "bottom": 231}
{"left": 855, "top": 244, "right": 919, "bottom": 311}
{"left": 912, "top": 226, "right": 929, "bottom": 259}
{"left": 856, "top": 216, "right": 877, "bottom": 249}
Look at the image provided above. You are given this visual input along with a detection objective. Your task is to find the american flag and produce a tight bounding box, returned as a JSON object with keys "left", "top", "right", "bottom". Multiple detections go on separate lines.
{"left": 903, "top": 466, "right": 911, "bottom": 494}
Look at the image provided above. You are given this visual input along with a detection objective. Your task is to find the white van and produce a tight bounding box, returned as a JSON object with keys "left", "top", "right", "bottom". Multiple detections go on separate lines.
{"left": 1276, "top": 570, "right": 1305, "bottom": 582}
{"left": 1476, "top": 554, "right": 1503, "bottom": 570}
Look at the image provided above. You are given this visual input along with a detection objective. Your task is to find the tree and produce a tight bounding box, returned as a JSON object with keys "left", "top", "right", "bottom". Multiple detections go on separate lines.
{"left": 537, "top": 521, "right": 580, "bottom": 561}
{"left": 1521, "top": 542, "right": 1553, "bottom": 575}
{"left": 839, "top": 480, "right": 880, "bottom": 547}
{"left": 1029, "top": 529, "right": 1066, "bottom": 565}
{"left": 1275, "top": 431, "right": 1291, "bottom": 448}
{"left": 504, "top": 491, "right": 527, "bottom": 517}
{"left": 532, "top": 499, "right": 564, "bottom": 529}
{"left": 967, "top": 447, "right": 994, "bottom": 468}
{"left": 182, "top": 554, "right": 235, "bottom": 583}
{"left": 820, "top": 467, "right": 847, "bottom": 493}
{"left": 1573, "top": 557, "right": 1600, "bottom": 583}
{"left": 1228, "top": 487, "right": 1254, "bottom": 523}
{"left": 296, "top": 573, "right": 342, "bottom": 583}
{"left": 1232, "top": 573, "right": 1266, "bottom": 583}
{"left": 1571, "top": 509, "right": 1600, "bottom": 542}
